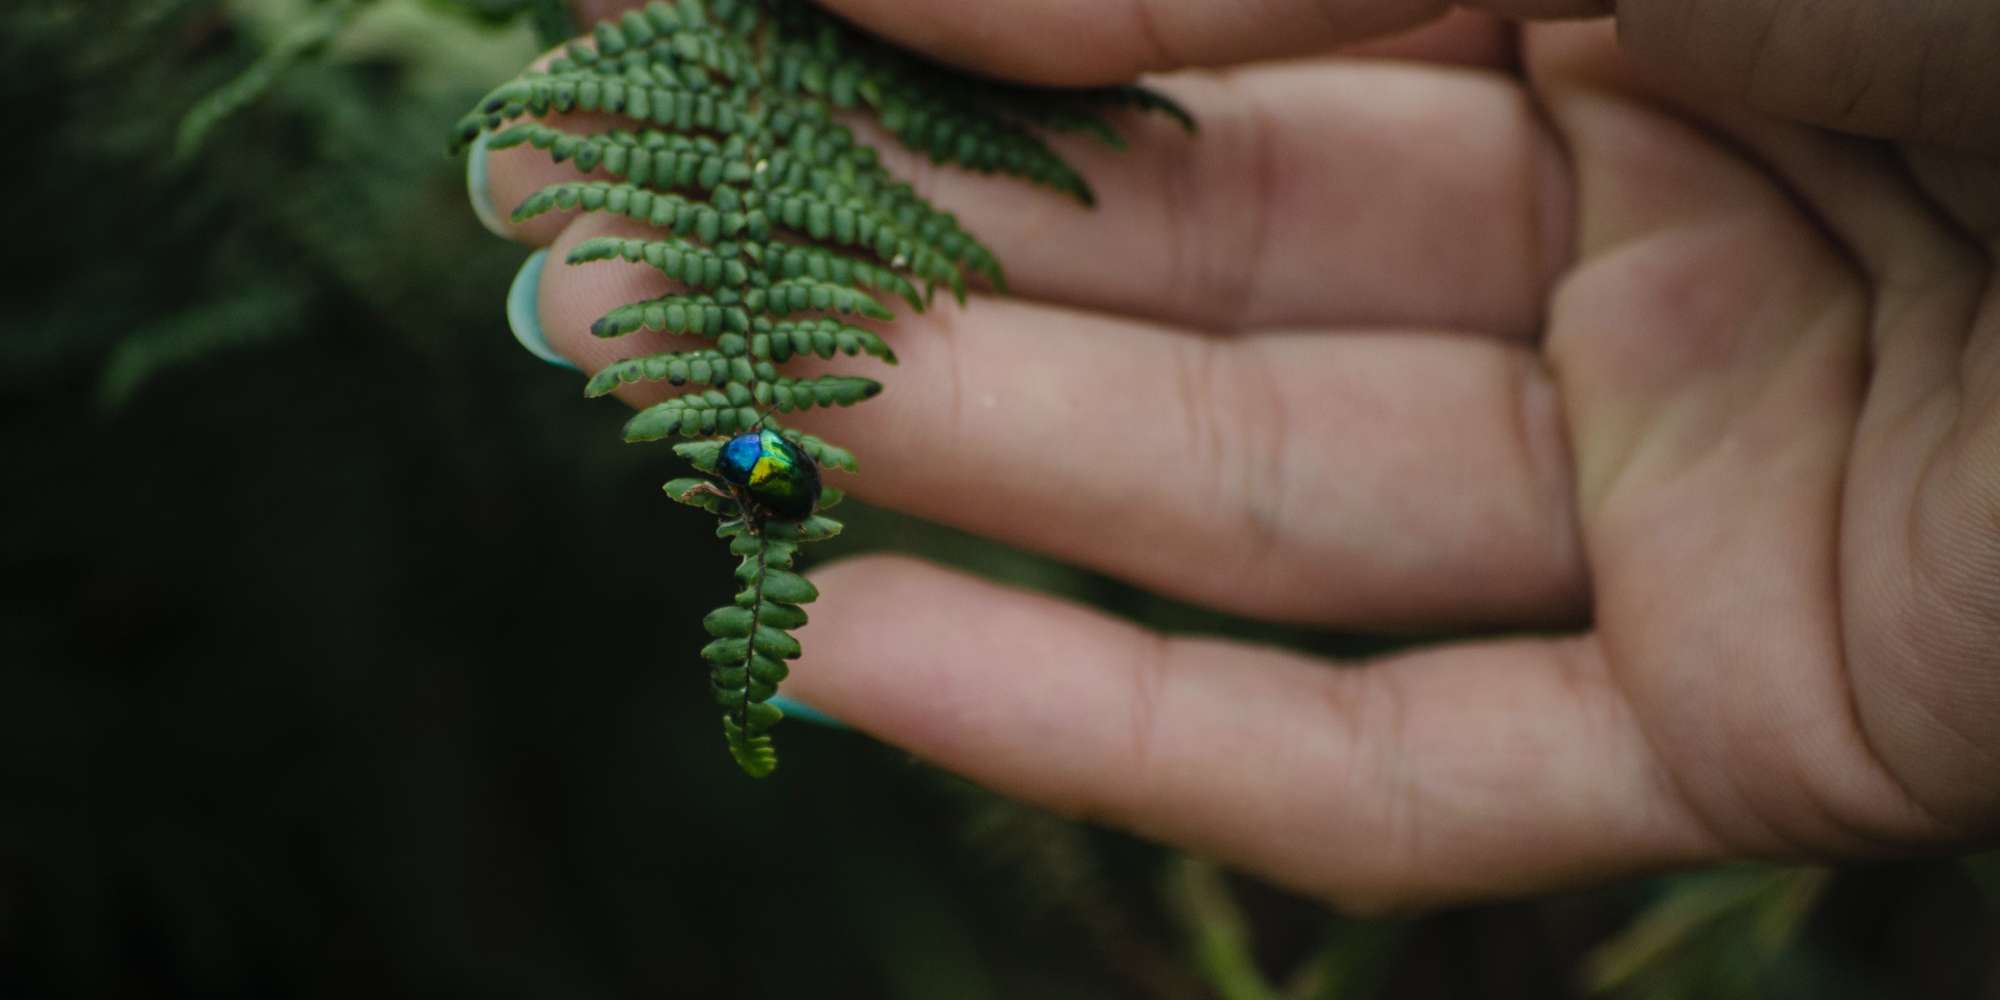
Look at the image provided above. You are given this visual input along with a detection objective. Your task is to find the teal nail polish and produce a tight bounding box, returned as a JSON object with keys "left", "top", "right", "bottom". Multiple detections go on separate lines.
{"left": 769, "top": 693, "right": 849, "bottom": 730}
{"left": 507, "top": 250, "right": 578, "bottom": 371}
{"left": 465, "top": 131, "right": 510, "bottom": 238}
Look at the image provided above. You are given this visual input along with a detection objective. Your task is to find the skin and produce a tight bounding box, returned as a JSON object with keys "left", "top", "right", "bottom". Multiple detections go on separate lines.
{"left": 491, "top": 0, "right": 2000, "bottom": 908}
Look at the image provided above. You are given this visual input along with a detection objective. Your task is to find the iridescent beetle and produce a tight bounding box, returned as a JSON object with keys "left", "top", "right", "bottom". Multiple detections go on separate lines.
{"left": 678, "top": 427, "right": 822, "bottom": 529}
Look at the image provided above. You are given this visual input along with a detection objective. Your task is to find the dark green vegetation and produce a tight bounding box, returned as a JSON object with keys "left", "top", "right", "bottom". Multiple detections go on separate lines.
{"left": 451, "top": 0, "right": 1190, "bottom": 775}
{"left": 2, "top": 1, "right": 1996, "bottom": 997}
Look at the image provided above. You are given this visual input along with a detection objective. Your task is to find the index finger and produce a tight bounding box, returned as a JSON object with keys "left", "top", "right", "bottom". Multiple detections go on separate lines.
{"left": 820, "top": 0, "right": 1999, "bottom": 151}
{"left": 813, "top": 0, "right": 1582, "bottom": 85}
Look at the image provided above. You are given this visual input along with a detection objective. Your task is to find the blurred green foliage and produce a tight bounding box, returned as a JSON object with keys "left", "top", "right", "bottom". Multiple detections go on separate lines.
{"left": 1, "top": 1, "right": 1995, "bottom": 997}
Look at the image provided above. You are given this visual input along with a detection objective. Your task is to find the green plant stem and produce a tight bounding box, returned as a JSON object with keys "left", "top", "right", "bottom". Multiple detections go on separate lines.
{"left": 1165, "top": 856, "right": 1282, "bottom": 1000}
{"left": 736, "top": 526, "right": 768, "bottom": 734}
{"left": 175, "top": 0, "right": 363, "bottom": 163}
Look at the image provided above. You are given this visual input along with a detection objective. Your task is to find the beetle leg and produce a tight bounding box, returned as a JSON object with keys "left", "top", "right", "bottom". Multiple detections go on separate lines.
{"left": 676, "top": 482, "right": 768, "bottom": 535}
{"left": 726, "top": 486, "right": 767, "bottom": 536}
{"left": 675, "top": 481, "right": 732, "bottom": 505}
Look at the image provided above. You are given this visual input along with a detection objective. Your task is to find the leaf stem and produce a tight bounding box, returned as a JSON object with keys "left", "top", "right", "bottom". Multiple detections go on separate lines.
{"left": 738, "top": 528, "right": 769, "bottom": 732}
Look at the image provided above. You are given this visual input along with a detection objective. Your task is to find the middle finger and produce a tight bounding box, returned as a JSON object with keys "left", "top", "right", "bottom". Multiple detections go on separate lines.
{"left": 533, "top": 213, "right": 1588, "bottom": 628}
{"left": 482, "top": 59, "right": 1569, "bottom": 338}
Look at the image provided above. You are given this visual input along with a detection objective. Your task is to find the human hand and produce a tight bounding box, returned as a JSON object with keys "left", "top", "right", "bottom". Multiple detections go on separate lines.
{"left": 478, "top": 0, "right": 2000, "bottom": 907}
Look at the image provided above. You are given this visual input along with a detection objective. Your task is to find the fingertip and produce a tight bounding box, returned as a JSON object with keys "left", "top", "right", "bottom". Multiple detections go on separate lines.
{"left": 507, "top": 249, "right": 581, "bottom": 371}
{"left": 785, "top": 554, "right": 996, "bottom": 735}
{"left": 466, "top": 131, "right": 511, "bottom": 239}
{"left": 472, "top": 106, "right": 630, "bottom": 248}
{"left": 767, "top": 693, "right": 850, "bottom": 730}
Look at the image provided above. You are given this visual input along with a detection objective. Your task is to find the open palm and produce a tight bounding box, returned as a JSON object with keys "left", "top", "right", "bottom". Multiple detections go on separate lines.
{"left": 487, "top": 1, "right": 2000, "bottom": 905}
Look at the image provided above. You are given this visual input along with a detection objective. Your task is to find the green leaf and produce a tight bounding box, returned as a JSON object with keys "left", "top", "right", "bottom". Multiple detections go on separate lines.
{"left": 703, "top": 606, "right": 755, "bottom": 637}
{"left": 722, "top": 716, "right": 778, "bottom": 777}
{"left": 757, "top": 375, "right": 881, "bottom": 412}
{"left": 589, "top": 348, "right": 743, "bottom": 397}
{"left": 743, "top": 699, "right": 782, "bottom": 735}
{"left": 700, "top": 637, "right": 748, "bottom": 665}
{"left": 730, "top": 538, "right": 797, "bottom": 565}
{"left": 765, "top": 515, "right": 842, "bottom": 541}
{"left": 661, "top": 477, "right": 734, "bottom": 514}
{"left": 781, "top": 431, "right": 857, "bottom": 472}
{"left": 1583, "top": 867, "right": 1829, "bottom": 994}
{"left": 757, "top": 603, "right": 808, "bottom": 630}
{"left": 759, "top": 570, "right": 818, "bottom": 605}
{"left": 673, "top": 439, "right": 724, "bottom": 472}
{"left": 754, "top": 319, "right": 897, "bottom": 364}
{"left": 752, "top": 625, "right": 802, "bottom": 659}
{"left": 748, "top": 653, "right": 790, "bottom": 684}
{"left": 624, "top": 394, "right": 762, "bottom": 442}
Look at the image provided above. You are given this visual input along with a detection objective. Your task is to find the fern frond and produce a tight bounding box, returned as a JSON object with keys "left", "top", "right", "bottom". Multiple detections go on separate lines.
{"left": 755, "top": 318, "right": 896, "bottom": 363}
{"left": 584, "top": 348, "right": 750, "bottom": 396}
{"left": 742, "top": 278, "right": 893, "bottom": 320}
{"left": 176, "top": 0, "right": 363, "bottom": 163}
{"left": 457, "top": 0, "right": 1190, "bottom": 776}
{"left": 592, "top": 291, "right": 746, "bottom": 338}
{"left": 570, "top": 235, "right": 751, "bottom": 286}
{"left": 624, "top": 388, "right": 762, "bottom": 441}
{"left": 754, "top": 374, "right": 881, "bottom": 411}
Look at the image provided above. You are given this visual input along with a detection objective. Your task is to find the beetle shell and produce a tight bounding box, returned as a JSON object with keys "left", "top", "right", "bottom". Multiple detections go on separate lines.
{"left": 715, "top": 429, "right": 822, "bottom": 520}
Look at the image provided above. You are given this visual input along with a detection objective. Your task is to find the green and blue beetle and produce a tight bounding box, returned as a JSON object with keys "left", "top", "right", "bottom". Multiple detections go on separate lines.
{"left": 680, "top": 428, "right": 823, "bottom": 525}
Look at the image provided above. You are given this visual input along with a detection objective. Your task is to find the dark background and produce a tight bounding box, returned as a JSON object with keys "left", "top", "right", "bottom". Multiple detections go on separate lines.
{"left": 3, "top": 1, "right": 1996, "bottom": 997}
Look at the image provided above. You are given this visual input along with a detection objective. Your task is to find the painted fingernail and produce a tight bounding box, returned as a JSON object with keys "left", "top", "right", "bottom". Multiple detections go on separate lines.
{"left": 507, "top": 249, "right": 578, "bottom": 371}
{"left": 465, "top": 131, "right": 511, "bottom": 239}
{"left": 769, "top": 693, "right": 849, "bottom": 730}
